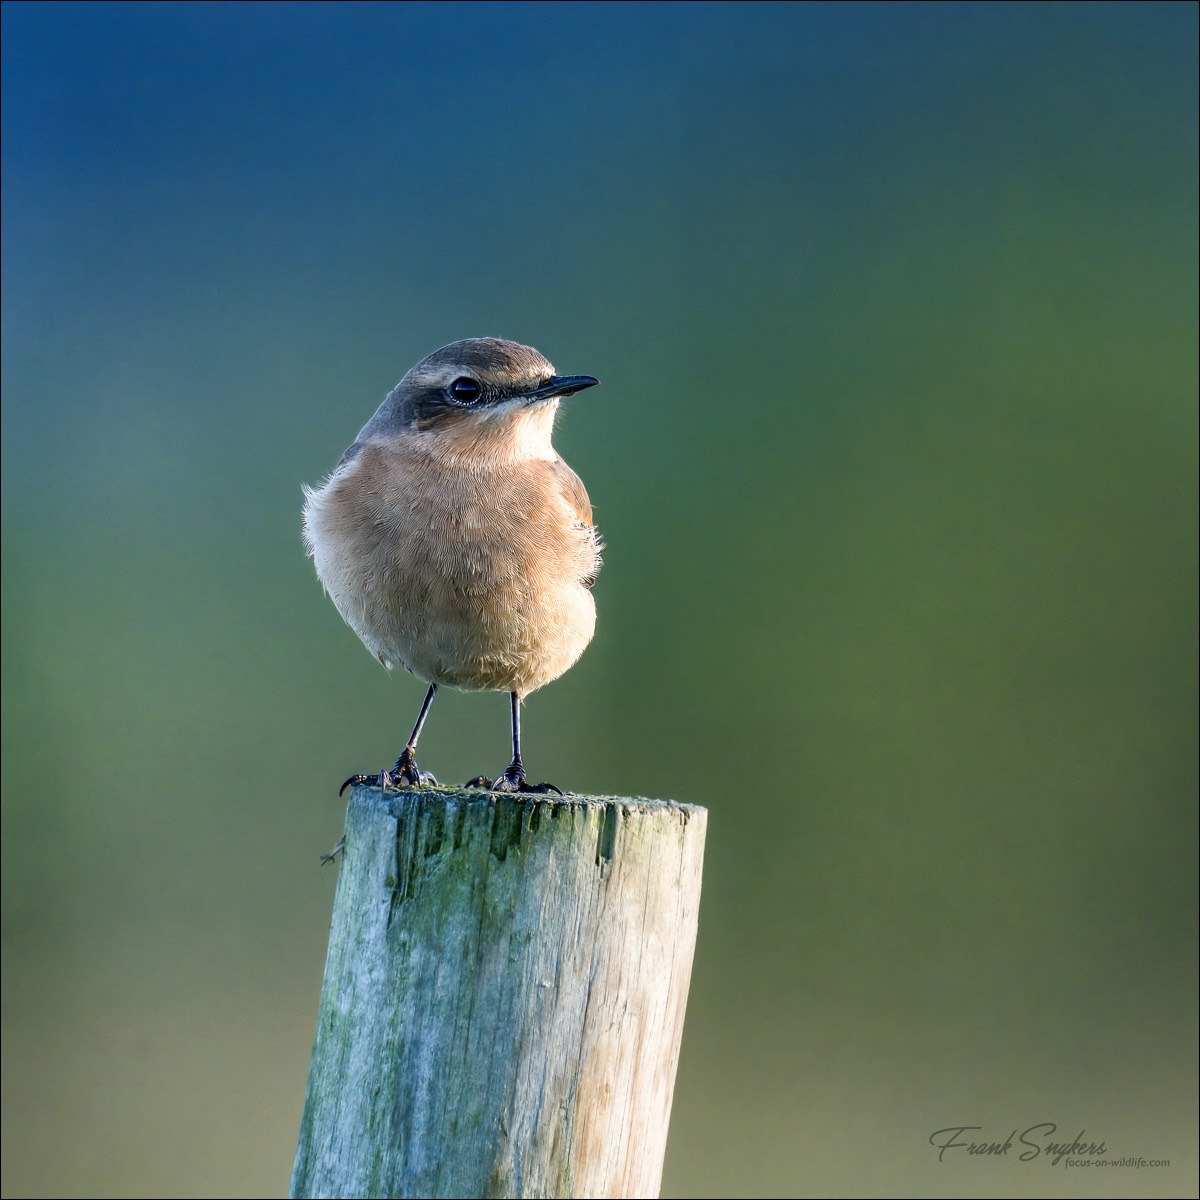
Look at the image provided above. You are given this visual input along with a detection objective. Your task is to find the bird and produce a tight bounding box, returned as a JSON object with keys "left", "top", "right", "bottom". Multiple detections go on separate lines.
{"left": 302, "top": 337, "right": 601, "bottom": 795}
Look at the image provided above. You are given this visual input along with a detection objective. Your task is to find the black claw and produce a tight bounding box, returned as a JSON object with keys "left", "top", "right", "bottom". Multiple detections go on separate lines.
{"left": 339, "top": 748, "right": 437, "bottom": 796}
{"left": 389, "top": 746, "right": 437, "bottom": 789}
{"left": 482, "top": 764, "right": 565, "bottom": 795}
{"left": 489, "top": 774, "right": 524, "bottom": 794}
{"left": 464, "top": 776, "right": 494, "bottom": 789}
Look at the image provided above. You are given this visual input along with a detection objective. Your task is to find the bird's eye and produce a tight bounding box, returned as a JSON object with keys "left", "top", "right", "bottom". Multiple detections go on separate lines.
{"left": 449, "top": 377, "right": 482, "bottom": 404}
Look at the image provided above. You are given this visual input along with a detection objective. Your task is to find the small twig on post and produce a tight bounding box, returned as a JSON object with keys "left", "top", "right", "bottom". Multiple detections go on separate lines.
{"left": 291, "top": 785, "right": 707, "bottom": 1200}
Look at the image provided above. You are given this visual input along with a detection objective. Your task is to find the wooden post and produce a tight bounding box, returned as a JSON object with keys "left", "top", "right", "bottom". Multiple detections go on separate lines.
{"left": 290, "top": 785, "right": 706, "bottom": 1200}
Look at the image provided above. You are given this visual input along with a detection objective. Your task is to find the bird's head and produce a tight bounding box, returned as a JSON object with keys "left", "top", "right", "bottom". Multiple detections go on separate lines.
{"left": 361, "top": 338, "right": 598, "bottom": 464}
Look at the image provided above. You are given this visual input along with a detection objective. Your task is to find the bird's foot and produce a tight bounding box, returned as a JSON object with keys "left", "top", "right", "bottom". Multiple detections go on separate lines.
{"left": 384, "top": 746, "right": 439, "bottom": 789}
{"left": 319, "top": 837, "right": 345, "bottom": 865}
{"left": 339, "top": 748, "right": 437, "bottom": 796}
{"left": 466, "top": 762, "right": 563, "bottom": 795}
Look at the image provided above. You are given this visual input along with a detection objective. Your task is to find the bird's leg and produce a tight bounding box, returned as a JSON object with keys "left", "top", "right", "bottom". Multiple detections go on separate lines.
{"left": 340, "top": 684, "right": 439, "bottom": 794}
{"left": 383, "top": 683, "right": 440, "bottom": 787}
{"left": 466, "top": 693, "right": 564, "bottom": 795}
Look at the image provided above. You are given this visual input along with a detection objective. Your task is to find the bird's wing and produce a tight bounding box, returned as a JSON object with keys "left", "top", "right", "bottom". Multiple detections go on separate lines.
{"left": 550, "top": 455, "right": 603, "bottom": 588}
{"left": 551, "top": 455, "right": 593, "bottom": 526}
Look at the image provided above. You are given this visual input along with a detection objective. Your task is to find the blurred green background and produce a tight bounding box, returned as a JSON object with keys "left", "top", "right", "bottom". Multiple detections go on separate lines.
{"left": 2, "top": 2, "right": 1196, "bottom": 1197}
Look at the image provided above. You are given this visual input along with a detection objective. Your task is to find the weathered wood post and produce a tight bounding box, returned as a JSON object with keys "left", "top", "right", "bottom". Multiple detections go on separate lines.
{"left": 291, "top": 785, "right": 706, "bottom": 1200}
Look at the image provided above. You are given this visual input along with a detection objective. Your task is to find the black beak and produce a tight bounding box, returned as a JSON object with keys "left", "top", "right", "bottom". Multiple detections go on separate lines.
{"left": 522, "top": 375, "right": 600, "bottom": 402}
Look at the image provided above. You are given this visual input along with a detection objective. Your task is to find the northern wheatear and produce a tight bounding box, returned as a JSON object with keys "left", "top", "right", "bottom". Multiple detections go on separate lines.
{"left": 302, "top": 338, "right": 601, "bottom": 794}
